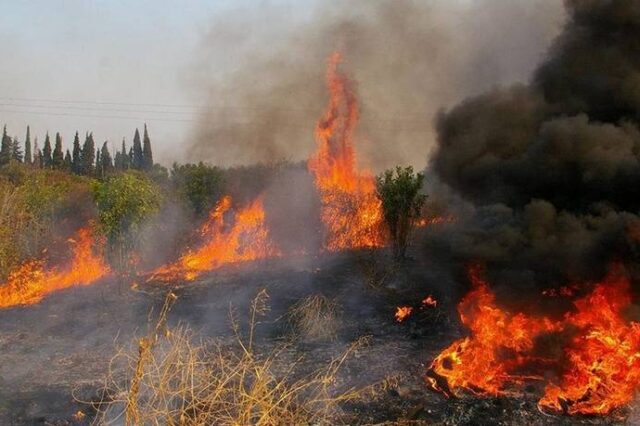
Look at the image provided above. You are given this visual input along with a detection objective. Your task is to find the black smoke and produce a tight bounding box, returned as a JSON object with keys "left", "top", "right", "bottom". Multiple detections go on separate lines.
{"left": 430, "top": 0, "right": 640, "bottom": 292}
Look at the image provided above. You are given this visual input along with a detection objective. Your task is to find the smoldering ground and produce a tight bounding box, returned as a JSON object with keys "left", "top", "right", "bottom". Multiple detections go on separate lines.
{"left": 185, "top": 0, "right": 564, "bottom": 171}
{"left": 429, "top": 0, "right": 640, "bottom": 295}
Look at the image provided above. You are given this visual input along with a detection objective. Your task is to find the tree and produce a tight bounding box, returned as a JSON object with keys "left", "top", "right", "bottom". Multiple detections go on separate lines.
{"left": 42, "top": 133, "right": 52, "bottom": 168}
{"left": 132, "top": 128, "right": 143, "bottom": 170}
{"left": 24, "top": 126, "right": 31, "bottom": 165}
{"left": 52, "top": 132, "right": 64, "bottom": 169}
{"left": 142, "top": 124, "right": 153, "bottom": 170}
{"left": 81, "top": 132, "right": 95, "bottom": 175}
{"left": 11, "top": 136, "right": 23, "bottom": 162}
{"left": 376, "top": 166, "right": 426, "bottom": 259}
{"left": 33, "top": 138, "right": 42, "bottom": 168}
{"left": 171, "top": 162, "right": 225, "bottom": 215}
{"left": 71, "top": 131, "right": 82, "bottom": 174}
{"left": 0, "top": 126, "right": 12, "bottom": 165}
{"left": 99, "top": 141, "right": 113, "bottom": 177}
{"left": 64, "top": 149, "right": 72, "bottom": 170}
{"left": 92, "top": 173, "right": 162, "bottom": 273}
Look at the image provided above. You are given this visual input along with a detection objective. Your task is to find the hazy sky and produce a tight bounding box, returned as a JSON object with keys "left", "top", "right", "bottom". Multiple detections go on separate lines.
{"left": 0, "top": 0, "right": 563, "bottom": 167}
{"left": 0, "top": 0, "right": 303, "bottom": 163}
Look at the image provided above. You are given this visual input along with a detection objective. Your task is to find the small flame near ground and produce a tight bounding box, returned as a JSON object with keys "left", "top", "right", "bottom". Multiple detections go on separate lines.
{"left": 395, "top": 295, "right": 438, "bottom": 322}
{"left": 0, "top": 227, "right": 110, "bottom": 309}
{"left": 308, "top": 52, "right": 387, "bottom": 251}
{"left": 426, "top": 264, "right": 640, "bottom": 415}
{"left": 148, "top": 195, "right": 279, "bottom": 282}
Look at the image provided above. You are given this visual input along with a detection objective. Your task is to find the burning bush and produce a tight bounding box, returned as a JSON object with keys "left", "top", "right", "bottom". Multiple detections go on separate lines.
{"left": 93, "top": 291, "right": 367, "bottom": 425}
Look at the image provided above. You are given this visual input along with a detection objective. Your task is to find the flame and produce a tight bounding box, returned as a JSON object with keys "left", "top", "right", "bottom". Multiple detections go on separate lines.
{"left": 426, "top": 265, "right": 559, "bottom": 397}
{"left": 149, "top": 195, "right": 279, "bottom": 282}
{"left": 426, "top": 265, "right": 640, "bottom": 415}
{"left": 308, "top": 52, "right": 386, "bottom": 251}
{"left": 395, "top": 306, "right": 413, "bottom": 323}
{"left": 0, "top": 227, "right": 110, "bottom": 308}
{"left": 539, "top": 269, "right": 640, "bottom": 415}
{"left": 415, "top": 215, "right": 457, "bottom": 228}
{"left": 422, "top": 295, "right": 437, "bottom": 307}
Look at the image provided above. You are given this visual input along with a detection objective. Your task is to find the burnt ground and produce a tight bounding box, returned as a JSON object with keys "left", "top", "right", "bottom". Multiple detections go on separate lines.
{"left": 0, "top": 245, "right": 635, "bottom": 425}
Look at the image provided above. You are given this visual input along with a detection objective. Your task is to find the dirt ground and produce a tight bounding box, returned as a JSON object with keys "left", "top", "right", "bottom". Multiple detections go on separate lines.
{"left": 0, "top": 249, "right": 631, "bottom": 425}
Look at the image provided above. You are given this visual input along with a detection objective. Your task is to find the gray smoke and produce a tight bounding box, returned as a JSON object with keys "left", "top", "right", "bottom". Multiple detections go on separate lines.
{"left": 430, "top": 0, "right": 640, "bottom": 290}
{"left": 186, "top": 0, "right": 563, "bottom": 170}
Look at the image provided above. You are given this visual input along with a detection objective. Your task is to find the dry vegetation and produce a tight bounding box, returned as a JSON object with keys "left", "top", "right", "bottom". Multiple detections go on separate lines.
{"left": 286, "top": 294, "right": 341, "bottom": 342}
{"left": 89, "top": 291, "right": 373, "bottom": 425}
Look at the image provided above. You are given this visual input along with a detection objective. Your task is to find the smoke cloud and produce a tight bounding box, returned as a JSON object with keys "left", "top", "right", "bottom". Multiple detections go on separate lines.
{"left": 186, "top": 0, "right": 564, "bottom": 170}
{"left": 430, "top": 0, "right": 640, "bottom": 290}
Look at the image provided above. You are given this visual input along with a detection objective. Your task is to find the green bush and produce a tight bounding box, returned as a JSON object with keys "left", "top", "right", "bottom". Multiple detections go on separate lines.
{"left": 171, "top": 162, "right": 224, "bottom": 215}
{"left": 93, "top": 172, "right": 162, "bottom": 272}
{"left": 376, "top": 166, "right": 426, "bottom": 259}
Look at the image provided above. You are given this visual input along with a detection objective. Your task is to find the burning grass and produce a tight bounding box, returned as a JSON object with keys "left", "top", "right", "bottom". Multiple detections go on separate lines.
{"left": 91, "top": 291, "right": 372, "bottom": 425}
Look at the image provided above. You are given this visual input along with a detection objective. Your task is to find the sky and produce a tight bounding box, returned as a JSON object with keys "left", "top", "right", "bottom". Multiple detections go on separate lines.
{"left": 0, "top": 0, "right": 563, "bottom": 167}
{"left": 0, "top": 0, "right": 294, "bottom": 164}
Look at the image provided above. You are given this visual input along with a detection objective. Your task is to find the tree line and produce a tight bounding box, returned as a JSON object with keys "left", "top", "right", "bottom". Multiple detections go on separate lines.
{"left": 0, "top": 124, "right": 154, "bottom": 178}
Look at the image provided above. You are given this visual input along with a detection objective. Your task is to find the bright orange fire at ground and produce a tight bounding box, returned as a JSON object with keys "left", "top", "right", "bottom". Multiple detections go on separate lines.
{"left": 395, "top": 306, "right": 413, "bottom": 323}
{"left": 0, "top": 227, "right": 109, "bottom": 308}
{"left": 149, "top": 195, "right": 279, "bottom": 282}
{"left": 308, "top": 53, "right": 386, "bottom": 251}
{"left": 426, "top": 265, "right": 640, "bottom": 415}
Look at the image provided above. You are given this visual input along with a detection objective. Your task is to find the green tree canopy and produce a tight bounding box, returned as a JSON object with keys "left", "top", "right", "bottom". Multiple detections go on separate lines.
{"left": 376, "top": 166, "right": 426, "bottom": 259}
{"left": 171, "top": 162, "right": 225, "bottom": 215}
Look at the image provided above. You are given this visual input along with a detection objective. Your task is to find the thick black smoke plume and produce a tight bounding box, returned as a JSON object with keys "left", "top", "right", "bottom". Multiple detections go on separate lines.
{"left": 430, "top": 0, "right": 640, "bottom": 292}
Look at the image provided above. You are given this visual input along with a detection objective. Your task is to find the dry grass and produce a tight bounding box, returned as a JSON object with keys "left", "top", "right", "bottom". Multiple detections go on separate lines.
{"left": 89, "top": 290, "right": 372, "bottom": 425}
{"left": 286, "top": 294, "right": 340, "bottom": 342}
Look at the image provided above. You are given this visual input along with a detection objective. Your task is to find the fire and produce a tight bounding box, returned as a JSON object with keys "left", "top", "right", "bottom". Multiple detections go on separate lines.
{"left": 308, "top": 52, "right": 386, "bottom": 251}
{"left": 415, "top": 215, "right": 456, "bottom": 228}
{"left": 149, "top": 195, "right": 279, "bottom": 282}
{"left": 422, "top": 295, "right": 437, "bottom": 307}
{"left": 539, "top": 269, "right": 640, "bottom": 415}
{"left": 426, "top": 265, "right": 559, "bottom": 397}
{"left": 395, "top": 306, "right": 413, "bottom": 322}
{"left": 0, "top": 227, "right": 109, "bottom": 308}
{"left": 426, "top": 265, "right": 640, "bottom": 415}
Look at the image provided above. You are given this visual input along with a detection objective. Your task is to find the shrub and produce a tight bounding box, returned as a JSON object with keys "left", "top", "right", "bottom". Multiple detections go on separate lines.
{"left": 171, "top": 162, "right": 224, "bottom": 216}
{"left": 376, "top": 166, "right": 426, "bottom": 259}
{"left": 92, "top": 172, "right": 162, "bottom": 273}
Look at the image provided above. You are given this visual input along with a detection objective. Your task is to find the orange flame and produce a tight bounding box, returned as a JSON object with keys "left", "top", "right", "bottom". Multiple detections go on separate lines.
{"left": 395, "top": 306, "right": 413, "bottom": 323}
{"left": 0, "top": 227, "right": 110, "bottom": 308}
{"left": 308, "top": 52, "right": 386, "bottom": 251}
{"left": 422, "top": 295, "right": 438, "bottom": 307}
{"left": 426, "top": 265, "right": 559, "bottom": 397}
{"left": 149, "top": 195, "right": 279, "bottom": 282}
{"left": 426, "top": 265, "right": 640, "bottom": 415}
{"left": 539, "top": 269, "right": 640, "bottom": 415}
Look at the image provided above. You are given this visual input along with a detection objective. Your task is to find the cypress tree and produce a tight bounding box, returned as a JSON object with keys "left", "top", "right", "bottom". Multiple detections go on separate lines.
{"left": 71, "top": 131, "right": 82, "bottom": 174}
{"left": 142, "top": 124, "right": 153, "bottom": 170}
{"left": 132, "top": 128, "right": 143, "bottom": 169}
{"left": 95, "top": 149, "right": 102, "bottom": 177}
{"left": 81, "top": 133, "right": 95, "bottom": 175}
{"left": 64, "top": 149, "right": 72, "bottom": 170}
{"left": 32, "top": 138, "right": 41, "bottom": 168}
{"left": 24, "top": 126, "right": 31, "bottom": 165}
{"left": 52, "top": 132, "right": 64, "bottom": 169}
{"left": 121, "top": 138, "right": 130, "bottom": 169}
{"left": 11, "top": 136, "right": 23, "bottom": 162}
{"left": 0, "top": 125, "right": 11, "bottom": 165}
{"left": 99, "top": 141, "right": 113, "bottom": 177}
{"left": 42, "top": 133, "right": 52, "bottom": 168}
